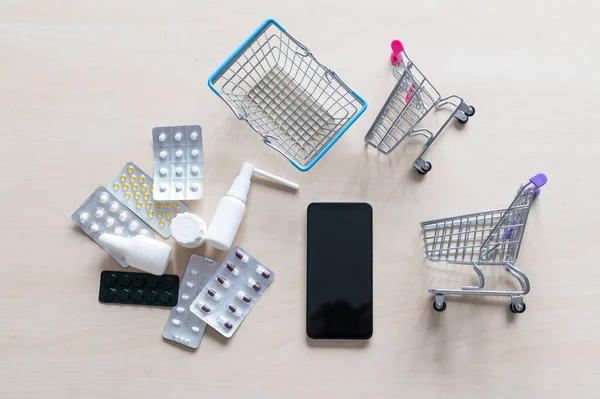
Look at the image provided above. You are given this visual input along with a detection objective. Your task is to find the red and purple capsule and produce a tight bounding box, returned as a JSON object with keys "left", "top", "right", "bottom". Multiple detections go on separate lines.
{"left": 228, "top": 304, "right": 241, "bottom": 317}
{"left": 216, "top": 275, "right": 230, "bottom": 289}
{"left": 218, "top": 317, "right": 233, "bottom": 330}
{"left": 247, "top": 278, "right": 261, "bottom": 292}
{"left": 196, "top": 301, "right": 211, "bottom": 313}
{"left": 256, "top": 265, "right": 270, "bottom": 279}
{"left": 225, "top": 262, "right": 239, "bottom": 276}
{"left": 235, "top": 250, "right": 249, "bottom": 263}
{"left": 236, "top": 290, "right": 252, "bottom": 304}
{"left": 206, "top": 288, "right": 220, "bottom": 301}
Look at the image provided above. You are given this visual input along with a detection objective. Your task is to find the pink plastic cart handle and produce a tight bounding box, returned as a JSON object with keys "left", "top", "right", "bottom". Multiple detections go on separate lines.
{"left": 405, "top": 85, "right": 415, "bottom": 102}
{"left": 390, "top": 40, "right": 404, "bottom": 65}
{"left": 391, "top": 40, "right": 404, "bottom": 54}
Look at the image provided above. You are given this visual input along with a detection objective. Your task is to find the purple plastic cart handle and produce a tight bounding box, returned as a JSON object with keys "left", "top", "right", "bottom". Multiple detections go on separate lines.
{"left": 529, "top": 173, "right": 547, "bottom": 197}
{"left": 530, "top": 173, "right": 547, "bottom": 188}
{"left": 503, "top": 220, "right": 520, "bottom": 239}
{"left": 504, "top": 174, "right": 548, "bottom": 239}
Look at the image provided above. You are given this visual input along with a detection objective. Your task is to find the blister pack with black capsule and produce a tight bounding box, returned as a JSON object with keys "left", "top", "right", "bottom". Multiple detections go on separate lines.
{"left": 99, "top": 270, "right": 179, "bottom": 307}
{"left": 189, "top": 247, "right": 274, "bottom": 338}
{"left": 162, "top": 255, "right": 219, "bottom": 349}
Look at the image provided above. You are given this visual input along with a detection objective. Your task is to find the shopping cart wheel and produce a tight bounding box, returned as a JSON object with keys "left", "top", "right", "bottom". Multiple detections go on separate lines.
{"left": 465, "top": 105, "right": 475, "bottom": 117}
{"left": 509, "top": 302, "right": 526, "bottom": 314}
{"left": 414, "top": 160, "right": 432, "bottom": 175}
{"left": 455, "top": 111, "right": 469, "bottom": 124}
{"left": 433, "top": 301, "right": 446, "bottom": 312}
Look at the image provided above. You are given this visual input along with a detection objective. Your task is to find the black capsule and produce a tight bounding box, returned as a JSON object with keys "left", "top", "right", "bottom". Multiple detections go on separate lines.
{"left": 118, "top": 289, "right": 130, "bottom": 301}
{"left": 132, "top": 289, "right": 144, "bottom": 302}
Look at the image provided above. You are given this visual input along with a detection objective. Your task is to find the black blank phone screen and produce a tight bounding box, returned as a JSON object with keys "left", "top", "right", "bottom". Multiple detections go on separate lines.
{"left": 306, "top": 203, "right": 373, "bottom": 340}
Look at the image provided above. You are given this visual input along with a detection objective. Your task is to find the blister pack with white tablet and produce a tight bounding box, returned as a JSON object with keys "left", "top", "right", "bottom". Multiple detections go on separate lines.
{"left": 189, "top": 247, "right": 274, "bottom": 338}
{"left": 162, "top": 255, "right": 220, "bottom": 349}
{"left": 71, "top": 187, "right": 155, "bottom": 267}
{"left": 152, "top": 125, "right": 204, "bottom": 201}
{"left": 108, "top": 162, "right": 189, "bottom": 238}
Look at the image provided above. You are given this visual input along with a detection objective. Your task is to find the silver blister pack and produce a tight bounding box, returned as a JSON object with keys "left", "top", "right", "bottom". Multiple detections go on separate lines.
{"left": 71, "top": 186, "right": 155, "bottom": 267}
{"left": 107, "top": 162, "right": 189, "bottom": 238}
{"left": 152, "top": 125, "right": 204, "bottom": 201}
{"left": 190, "top": 247, "right": 274, "bottom": 338}
{"left": 162, "top": 255, "right": 219, "bottom": 349}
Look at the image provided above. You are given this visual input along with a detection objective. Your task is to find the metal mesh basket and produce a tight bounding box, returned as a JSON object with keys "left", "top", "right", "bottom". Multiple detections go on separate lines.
{"left": 208, "top": 19, "right": 367, "bottom": 171}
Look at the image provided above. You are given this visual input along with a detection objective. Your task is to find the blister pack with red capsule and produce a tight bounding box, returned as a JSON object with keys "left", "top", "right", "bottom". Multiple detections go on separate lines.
{"left": 189, "top": 246, "right": 274, "bottom": 338}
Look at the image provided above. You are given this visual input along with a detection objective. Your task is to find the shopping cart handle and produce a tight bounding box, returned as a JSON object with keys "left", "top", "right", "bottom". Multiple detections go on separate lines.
{"left": 390, "top": 40, "right": 404, "bottom": 65}
{"left": 530, "top": 173, "right": 548, "bottom": 188}
{"left": 391, "top": 40, "right": 404, "bottom": 54}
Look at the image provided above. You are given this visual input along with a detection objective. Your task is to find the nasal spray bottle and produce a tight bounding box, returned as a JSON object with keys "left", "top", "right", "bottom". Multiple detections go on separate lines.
{"left": 204, "top": 163, "right": 299, "bottom": 251}
{"left": 98, "top": 233, "right": 172, "bottom": 275}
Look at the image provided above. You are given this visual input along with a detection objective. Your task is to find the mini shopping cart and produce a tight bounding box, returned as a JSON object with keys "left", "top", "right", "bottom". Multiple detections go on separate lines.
{"left": 208, "top": 19, "right": 368, "bottom": 172}
{"left": 420, "top": 174, "right": 548, "bottom": 313}
{"left": 364, "top": 40, "right": 475, "bottom": 175}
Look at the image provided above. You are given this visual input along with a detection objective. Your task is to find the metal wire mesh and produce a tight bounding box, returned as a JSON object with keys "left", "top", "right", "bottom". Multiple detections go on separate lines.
{"left": 365, "top": 58, "right": 440, "bottom": 154}
{"left": 421, "top": 186, "right": 536, "bottom": 265}
{"left": 210, "top": 21, "right": 365, "bottom": 168}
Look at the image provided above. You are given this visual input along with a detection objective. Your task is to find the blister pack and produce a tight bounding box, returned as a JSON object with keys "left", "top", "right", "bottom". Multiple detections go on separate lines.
{"left": 108, "top": 162, "right": 189, "bottom": 238}
{"left": 99, "top": 270, "right": 179, "bottom": 306}
{"left": 189, "top": 247, "right": 274, "bottom": 338}
{"left": 72, "top": 187, "right": 155, "bottom": 267}
{"left": 152, "top": 125, "right": 204, "bottom": 201}
{"left": 162, "top": 255, "right": 220, "bottom": 349}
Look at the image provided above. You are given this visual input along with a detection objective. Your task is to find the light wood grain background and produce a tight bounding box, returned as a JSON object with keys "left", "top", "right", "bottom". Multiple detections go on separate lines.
{"left": 1, "top": 1, "right": 599, "bottom": 398}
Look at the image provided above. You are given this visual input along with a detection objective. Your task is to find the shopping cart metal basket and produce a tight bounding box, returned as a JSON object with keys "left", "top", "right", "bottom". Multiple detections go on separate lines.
{"left": 420, "top": 174, "right": 547, "bottom": 313}
{"left": 364, "top": 40, "right": 475, "bottom": 175}
{"left": 208, "top": 19, "right": 368, "bottom": 172}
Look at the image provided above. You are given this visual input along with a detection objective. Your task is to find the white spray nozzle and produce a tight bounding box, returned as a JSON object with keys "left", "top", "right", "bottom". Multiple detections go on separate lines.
{"left": 253, "top": 167, "right": 299, "bottom": 190}
{"left": 238, "top": 162, "right": 298, "bottom": 189}
{"left": 227, "top": 163, "right": 299, "bottom": 203}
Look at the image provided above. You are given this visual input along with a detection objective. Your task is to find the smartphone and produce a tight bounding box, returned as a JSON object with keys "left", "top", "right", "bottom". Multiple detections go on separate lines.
{"left": 306, "top": 202, "right": 373, "bottom": 340}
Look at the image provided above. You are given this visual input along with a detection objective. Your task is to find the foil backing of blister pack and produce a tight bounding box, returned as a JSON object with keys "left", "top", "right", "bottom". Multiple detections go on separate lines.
{"left": 72, "top": 186, "right": 155, "bottom": 267}
{"left": 108, "top": 162, "right": 189, "bottom": 238}
{"left": 152, "top": 125, "right": 204, "bottom": 201}
{"left": 190, "top": 247, "right": 274, "bottom": 338}
{"left": 162, "top": 255, "right": 220, "bottom": 349}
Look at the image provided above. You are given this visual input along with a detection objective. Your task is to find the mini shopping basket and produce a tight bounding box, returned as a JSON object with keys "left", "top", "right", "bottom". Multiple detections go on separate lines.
{"left": 420, "top": 174, "right": 547, "bottom": 313}
{"left": 364, "top": 40, "right": 475, "bottom": 175}
{"left": 208, "top": 19, "right": 368, "bottom": 172}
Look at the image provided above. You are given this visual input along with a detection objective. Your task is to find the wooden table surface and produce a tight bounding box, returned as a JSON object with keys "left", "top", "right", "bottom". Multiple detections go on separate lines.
{"left": 1, "top": 1, "right": 599, "bottom": 398}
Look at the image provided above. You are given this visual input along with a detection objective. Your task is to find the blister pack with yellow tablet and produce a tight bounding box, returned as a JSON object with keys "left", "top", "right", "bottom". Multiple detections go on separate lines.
{"left": 108, "top": 162, "right": 189, "bottom": 238}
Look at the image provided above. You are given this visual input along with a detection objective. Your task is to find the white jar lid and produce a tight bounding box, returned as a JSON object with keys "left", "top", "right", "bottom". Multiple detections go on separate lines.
{"left": 170, "top": 212, "right": 207, "bottom": 249}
